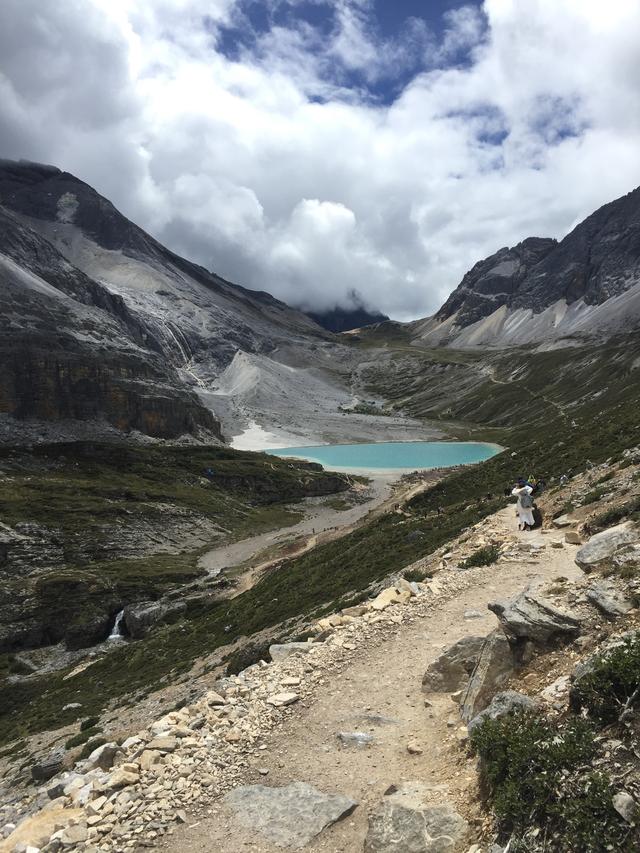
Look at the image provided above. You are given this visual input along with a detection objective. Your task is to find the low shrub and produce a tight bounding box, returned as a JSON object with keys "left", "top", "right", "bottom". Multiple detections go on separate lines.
{"left": 582, "top": 487, "right": 608, "bottom": 505}
{"left": 590, "top": 496, "right": 640, "bottom": 532}
{"left": 80, "top": 716, "right": 100, "bottom": 731}
{"left": 570, "top": 634, "right": 640, "bottom": 725}
{"left": 403, "top": 568, "right": 432, "bottom": 583}
{"left": 459, "top": 544, "right": 501, "bottom": 570}
{"left": 65, "top": 725, "right": 102, "bottom": 749}
{"left": 471, "top": 711, "right": 632, "bottom": 850}
{"left": 79, "top": 736, "right": 106, "bottom": 759}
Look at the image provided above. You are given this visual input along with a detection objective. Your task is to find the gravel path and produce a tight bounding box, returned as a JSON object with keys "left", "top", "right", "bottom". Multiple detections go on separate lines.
{"left": 162, "top": 508, "right": 583, "bottom": 853}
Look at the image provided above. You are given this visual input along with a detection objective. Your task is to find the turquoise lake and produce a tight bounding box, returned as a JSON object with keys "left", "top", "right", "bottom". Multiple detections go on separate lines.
{"left": 264, "top": 441, "right": 501, "bottom": 472}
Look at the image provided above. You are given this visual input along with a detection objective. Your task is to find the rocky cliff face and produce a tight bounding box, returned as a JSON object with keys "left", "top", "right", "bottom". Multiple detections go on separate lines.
{"left": 0, "top": 160, "right": 330, "bottom": 443}
{"left": 420, "top": 186, "right": 640, "bottom": 346}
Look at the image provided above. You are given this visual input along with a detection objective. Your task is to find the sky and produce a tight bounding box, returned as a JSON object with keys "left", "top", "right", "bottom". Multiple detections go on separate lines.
{"left": 1, "top": 1, "right": 640, "bottom": 320}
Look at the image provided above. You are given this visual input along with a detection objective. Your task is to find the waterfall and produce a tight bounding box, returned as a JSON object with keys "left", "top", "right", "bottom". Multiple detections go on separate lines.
{"left": 108, "top": 609, "right": 126, "bottom": 642}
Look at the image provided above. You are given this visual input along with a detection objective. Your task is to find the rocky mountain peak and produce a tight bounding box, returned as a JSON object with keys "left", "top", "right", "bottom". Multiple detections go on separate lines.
{"left": 432, "top": 185, "right": 640, "bottom": 340}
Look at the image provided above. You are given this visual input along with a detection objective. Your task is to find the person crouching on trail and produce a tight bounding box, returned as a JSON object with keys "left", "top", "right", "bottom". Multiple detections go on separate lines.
{"left": 512, "top": 478, "right": 535, "bottom": 531}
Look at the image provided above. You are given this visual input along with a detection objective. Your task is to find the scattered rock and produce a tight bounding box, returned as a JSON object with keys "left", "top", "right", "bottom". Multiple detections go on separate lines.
{"left": 370, "top": 586, "right": 411, "bottom": 612}
{"left": 224, "top": 782, "right": 357, "bottom": 849}
{"left": 463, "top": 610, "right": 484, "bottom": 620}
{"left": 421, "top": 636, "right": 487, "bottom": 693}
{"left": 269, "top": 643, "right": 313, "bottom": 663}
{"left": 337, "top": 732, "right": 373, "bottom": 748}
{"left": 365, "top": 784, "right": 468, "bottom": 853}
{"left": 488, "top": 590, "right": 581, "bottom": 644}
{"left": 266, "top": 692, "right": 299, "bottom": 707}
{"left": 612, "top": 791, "right": 638, "bottom": 823}
{"left": 406, "top": 742, "right": 423, "bottom": 755}
{"left": 1, "top": 809, "right": 83, "bottom": 851}
{"left": 467, "top": 691, "right": 539, "bottom": 733}
{"left": 460, "top": 631, "right": 515, "bottom": 723}
{"left": 586, "top": 582, "right": 633, "bottom": 618}
{"left": 575, "top": 522, "right": 639, "bottom": 572}
{"left": 540, "top": 675, "right": 571, "bottom": 704}
{"left": 565, "top": 530, "right": 582, "bottom": 545}
{"left": 85, "top": 741, "right": 122, "bottom": 771}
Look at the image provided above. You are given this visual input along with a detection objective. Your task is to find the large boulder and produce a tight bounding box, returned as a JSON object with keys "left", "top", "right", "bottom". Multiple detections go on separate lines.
{"left": 467, "top": 691, "right": 539, "bottom": 733}
{"left": 488, "top": 590, "right": 581, "bottom": 645}
{"left": 365, "top": 783, "right": 468, "bottom": 853}
{"left": 575, "top": 522, "right": 639, "bottom": 573}
{"left": 585, "top": 582, "right": 633, "bottom": 618}
{"left": 224, "top": 782, "right": 357, "bottom": 849}
{"left": 421, "top": 636, "right": 487, "bottom": 693}
{"left": 31, "top": 749, "right": 65, "bottom": 783}
{"left": 122, "top": 600, "right": 186, "bottom": 639}
{"left": 460, "top": 631, "right": 516, "bottom": 722}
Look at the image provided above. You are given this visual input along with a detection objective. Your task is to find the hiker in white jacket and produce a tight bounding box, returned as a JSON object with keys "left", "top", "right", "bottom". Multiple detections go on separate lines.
{"left": 511, "top": 480, "right": 535, "bottom": 531}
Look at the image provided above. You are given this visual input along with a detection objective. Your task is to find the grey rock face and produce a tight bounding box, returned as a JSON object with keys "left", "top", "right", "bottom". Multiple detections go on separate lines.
{"left": 488, "top": 590, "right": 581, "bottom": 644}
{"left": 585, "top": 582, "right": 632, "bottom": 618}
{"left": 365, "top": 784, "right": 468, "bottom": 853}
{"left": 422, "top": 636, "right": 486, "bottom": 693}
{"left": 0, "top": 159, "right": 329, "bottom": 445}
{"left": 467, "top": 691, "right": 539, "bottom": 733}
{"left": 460, "top": 631, "right": 516, "bottom": 723}
{"left": 575, "top": 523, "right": 639, "bottom": 572}
{"left": 31, "top": 749, "right": 65, "bottom": 782}
{"left": 224, "top": 782, "right": 357, "bottom": 849}
{"left": 122, "top": 601, "right": 187, "bottom": 639}
{"left": 269, "top": 642, "right": 314, "bottom": 663}
{"left": 436, "top": 237, "right": 556, "bottom": 326}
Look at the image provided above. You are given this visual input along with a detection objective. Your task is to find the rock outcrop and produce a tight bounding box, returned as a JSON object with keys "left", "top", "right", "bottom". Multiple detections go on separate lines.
{"left": 422, "top": 635, "right": 487, "bottom": 693}
{"left": 460, "top": 631, "right": 515, "bottom": 722}
{"left": 575, "top": 522, "right": 639, "bottom": 572}
{"left": 488, "top": 590, "right": 581, "bottom": 644}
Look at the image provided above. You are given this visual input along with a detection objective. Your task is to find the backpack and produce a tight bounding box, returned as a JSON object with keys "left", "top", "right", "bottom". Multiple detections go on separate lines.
{"left": 520, "top": 492, "right": 534, "bottom": 509}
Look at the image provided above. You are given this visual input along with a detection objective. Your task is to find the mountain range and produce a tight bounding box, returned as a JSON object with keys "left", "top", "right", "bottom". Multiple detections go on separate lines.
{"left": 1, "top": 158, "right": 639, "bottom": 446}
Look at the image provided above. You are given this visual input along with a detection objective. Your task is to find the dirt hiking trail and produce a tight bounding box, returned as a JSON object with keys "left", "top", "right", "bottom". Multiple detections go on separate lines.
{"left": 162, "top": 508, "right": 583, "bottom": 853}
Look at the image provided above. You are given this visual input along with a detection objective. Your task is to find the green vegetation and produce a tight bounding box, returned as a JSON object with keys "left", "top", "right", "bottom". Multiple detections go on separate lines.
{"left": 403, "top": 567, "right": 432, "bottom": 583}
{"left": 582, "top": 486, "right": 609, "bottom": 505}
{"left": 339, "top": 402, "right": 393, "bottom": 416}
{"left": 65, "top": 725, "right": 102, "bottom": 749}
{"left": 459, "top": 544, "right": 501, "bottom": 569}
{"left": 4, "top": 369, "right": 640, "bottom": 745}
{"left": 590, "top": 495, "right": 640, "bottom": 532}
{"left": 570, "top": 634, "right": 640, "bottom": 724}
{"left": 471, "top": 712, "right": 633, "bottom": 851}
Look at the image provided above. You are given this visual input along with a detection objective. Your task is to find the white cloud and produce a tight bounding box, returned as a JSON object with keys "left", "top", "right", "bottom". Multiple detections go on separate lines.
{"left": 1, "top": 0, "right": 640, "bottom": 320}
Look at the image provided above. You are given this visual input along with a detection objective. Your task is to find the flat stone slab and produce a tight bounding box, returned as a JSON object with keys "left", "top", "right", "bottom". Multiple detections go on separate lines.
{"left": 225, "top": 782, "right": 358, "bottom": 848}
{"left": 365, "top": 784, "right": 468, "bottom": 853}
